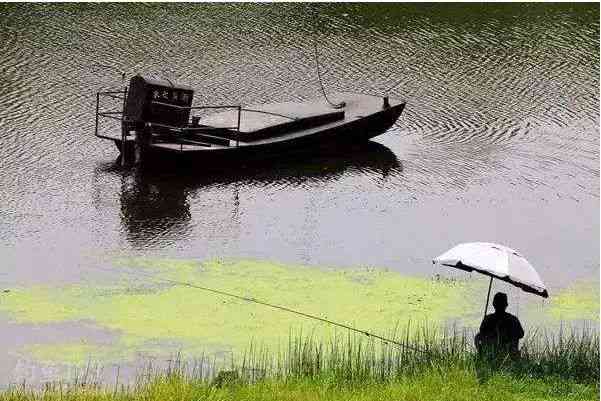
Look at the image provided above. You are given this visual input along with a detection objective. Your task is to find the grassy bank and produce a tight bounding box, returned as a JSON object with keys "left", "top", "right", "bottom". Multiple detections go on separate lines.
{"left": 2, "top": 327, "right": 598, "bottom": 401}
{"left": 3, "top": 371, "right": 595, "bottom": 401}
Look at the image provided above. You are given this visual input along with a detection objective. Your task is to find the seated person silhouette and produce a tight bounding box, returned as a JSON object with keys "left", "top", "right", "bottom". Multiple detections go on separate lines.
{"left": 475, "top": 292, "right": 524, "bottom": 358}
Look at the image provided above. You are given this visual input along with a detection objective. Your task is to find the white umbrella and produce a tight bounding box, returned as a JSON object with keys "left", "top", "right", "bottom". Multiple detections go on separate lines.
{"left": 433, "top": 242, "right": 548, "bottom": 317}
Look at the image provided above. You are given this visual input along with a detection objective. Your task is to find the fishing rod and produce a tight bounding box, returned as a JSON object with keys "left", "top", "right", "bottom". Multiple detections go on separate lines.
{"left": 93, "top": 263, "right": 428, "bottom": 354}
{"left": 164, "top": 277, "right": 425, "bottom": 353}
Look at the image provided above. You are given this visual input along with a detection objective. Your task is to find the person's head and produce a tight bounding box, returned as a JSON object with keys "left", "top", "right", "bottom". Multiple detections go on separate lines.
{"left": 492, "top": 292, "right": 508, "bottom": 312}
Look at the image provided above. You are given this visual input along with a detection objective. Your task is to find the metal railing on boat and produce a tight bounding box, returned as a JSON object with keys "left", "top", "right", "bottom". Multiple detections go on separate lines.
{"left": 95, "top": 89, "right": 301, "bottom": 157}
{"left": 95, "top": 89, "right": 128, "bottom": 140}
{"left": 95, "top": 88, "right": 129, "bottom": 159}
{"left": 95, "top": 89, "right": 244, "bottom": 156}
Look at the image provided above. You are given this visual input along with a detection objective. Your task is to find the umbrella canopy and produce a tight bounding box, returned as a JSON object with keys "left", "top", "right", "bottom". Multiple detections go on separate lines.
{"left": 433, "top": 242, "right": 548, "bottom": 298}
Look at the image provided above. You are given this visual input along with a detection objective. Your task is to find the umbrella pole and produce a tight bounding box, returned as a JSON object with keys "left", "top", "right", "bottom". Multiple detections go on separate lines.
{"left": 483, "top": 276, "right": 493, "bottom": 318}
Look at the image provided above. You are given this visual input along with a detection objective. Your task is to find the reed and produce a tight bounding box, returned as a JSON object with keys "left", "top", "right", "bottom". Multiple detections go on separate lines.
{"left": 232, "top": 324, "right": 599, "bottom": 385}
{"left": 1, "top": 324, "right": 598, "bottom": 401}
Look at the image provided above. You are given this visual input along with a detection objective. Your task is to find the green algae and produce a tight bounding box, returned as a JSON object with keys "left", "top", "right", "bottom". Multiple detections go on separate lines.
{"left": 548, "top": 281, "right": 599, "bottom": 322}
{"left": 3, "top": 258, "right": 597, "bottom": 366}
{"left": 25, "top": 342, "right": 117, "bottom": 366}
{"left": 0, "top": 259, "right": 479, "bottom": 365}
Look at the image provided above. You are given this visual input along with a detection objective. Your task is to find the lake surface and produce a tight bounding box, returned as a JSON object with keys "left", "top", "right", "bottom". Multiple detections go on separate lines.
{"left": 0, "top": 3, "right": 598, "bottom": 386}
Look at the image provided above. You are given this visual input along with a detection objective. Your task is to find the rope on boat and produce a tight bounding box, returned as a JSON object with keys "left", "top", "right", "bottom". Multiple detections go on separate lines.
{"left": 313, "top": 7, "right": 346, "bottom": 110}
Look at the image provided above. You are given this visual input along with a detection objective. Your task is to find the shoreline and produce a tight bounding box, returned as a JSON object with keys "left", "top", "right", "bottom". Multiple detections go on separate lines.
{"left": 2, "top": 327, "right": 598, "bottom": 400}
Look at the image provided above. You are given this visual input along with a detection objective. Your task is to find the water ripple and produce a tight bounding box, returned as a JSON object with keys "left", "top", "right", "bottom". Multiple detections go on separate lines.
{"left": 0, "top": 3, "right": 598, "bottom": 250}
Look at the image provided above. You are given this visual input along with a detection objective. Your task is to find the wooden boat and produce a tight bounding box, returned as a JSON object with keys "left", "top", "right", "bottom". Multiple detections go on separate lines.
{"left": 95, "top": 75, "right": 406, "bottom": 167}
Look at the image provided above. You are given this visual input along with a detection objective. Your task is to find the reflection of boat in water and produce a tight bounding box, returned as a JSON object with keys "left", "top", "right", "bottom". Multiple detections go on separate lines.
{"left": 95, "top": 76, "right": 406, "bottom": 167}
{"left": 116, "top": 141, "right": 401, "bottom": 244}
{"left": 119, "top": 170, "right": 193, "bottom": 245}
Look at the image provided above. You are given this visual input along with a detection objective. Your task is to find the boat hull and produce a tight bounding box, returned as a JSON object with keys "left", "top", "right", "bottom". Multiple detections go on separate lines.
{"left": 114, "top": 100, "right": 405, "bottom": 168}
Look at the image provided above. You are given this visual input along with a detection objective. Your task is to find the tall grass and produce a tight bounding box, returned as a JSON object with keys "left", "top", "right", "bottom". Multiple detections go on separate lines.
{"left": 1, "top": 324, "right": 598, "bottom": 401}
{"left": 516, "top": 324, "right": 600, "bottom": 382}
{"left": 233, "top": 324, "right": 599, "bottom": 385}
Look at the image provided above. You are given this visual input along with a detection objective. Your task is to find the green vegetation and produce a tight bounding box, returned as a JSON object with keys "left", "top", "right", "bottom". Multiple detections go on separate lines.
{"left": 2, "top": 373, "right": 596, "bottom": 401}
{"left": 0, "top": 258, "right": 597, "bottom": 369}
{"left": 548, "top": 281, "right": 600, "bottom": 322}
{"left": 0, "top": 255, "right": 597, "bottom": 400}
{"left": 1, "top": 327, "right": 598, "bottom": 401}
{"left": 0, "top": 258, "right": 480, "bottom": 365}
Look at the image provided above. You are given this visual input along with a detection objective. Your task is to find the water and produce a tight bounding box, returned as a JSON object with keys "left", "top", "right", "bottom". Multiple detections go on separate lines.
{"left": 0, "top": 3, "right": 598, "bottom": 386}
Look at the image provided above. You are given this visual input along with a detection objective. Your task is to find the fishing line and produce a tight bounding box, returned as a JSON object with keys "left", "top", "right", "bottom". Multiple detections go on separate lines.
{"left": 90, "top": 262, "right": 428, "bottom": 354}
{"left": 172, "top": 279, "right": 427, "bottom": 353}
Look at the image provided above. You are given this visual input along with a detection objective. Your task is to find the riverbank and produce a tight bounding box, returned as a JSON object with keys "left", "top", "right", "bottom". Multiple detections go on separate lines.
{"left": 2, "top": 370, "right": 597, "bottom": 401}
{"left": 2, "top": 328, "right": 598, "bottom": 401}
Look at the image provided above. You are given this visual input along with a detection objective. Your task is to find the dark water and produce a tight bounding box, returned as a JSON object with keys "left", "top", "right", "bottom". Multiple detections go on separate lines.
{"left": 0, "top": 3, "right": 598, "bottom": 386}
